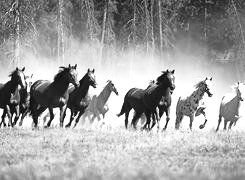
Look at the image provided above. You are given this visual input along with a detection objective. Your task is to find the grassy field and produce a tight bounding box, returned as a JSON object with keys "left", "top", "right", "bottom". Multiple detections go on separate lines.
{"left": 0, "top": 127, "right": 245, "bottom": 180}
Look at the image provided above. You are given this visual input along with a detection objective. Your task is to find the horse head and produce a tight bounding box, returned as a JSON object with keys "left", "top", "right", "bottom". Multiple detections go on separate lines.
{"left": 87, "top": 68, "right": 97, "bottom": 88}
{"left": 58, "top": 64, "right": 79, "bottom": 88}
{"left": 24, "top": 74, "right": 33, "bottom": 92}
{"left": 235, "top": 82, "right": 245, "bottom": 101}
{"left": 195, "top": 77, "right": 213, "bottom": 97}
{"left": 9, "top": 67, "right": 27, "bottom": 89}
{"left": 157, "top": 69, "right": 175, "bottom": 91}
{"left": 107, "top": 80, "right": 118, "bottom": 95}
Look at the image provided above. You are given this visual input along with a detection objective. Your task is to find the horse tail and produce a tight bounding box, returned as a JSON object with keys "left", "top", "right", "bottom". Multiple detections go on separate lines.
{"left": 176, "top": 97, "right": 181, "bottom": 115}
{"left": 117, "top": 100, "right": 130, "bottom": 117}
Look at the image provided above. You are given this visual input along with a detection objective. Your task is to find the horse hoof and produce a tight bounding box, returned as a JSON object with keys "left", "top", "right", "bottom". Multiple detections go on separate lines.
{"left": 44, "top": 125, "right": 49, "bottom": 129}
{"left": 199, "top": 125, "right": 205, "bottom": 129}
{"left": 65, "top": 125, "right": 70, "bottom": 128}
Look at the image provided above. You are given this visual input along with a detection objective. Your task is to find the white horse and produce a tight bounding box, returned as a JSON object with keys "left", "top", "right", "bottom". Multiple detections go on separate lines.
{"left": 216, "top": 82, "right": 245, "bottom": 131}
{"left": 83, "top": 80, "right": 118, "bottom": 124}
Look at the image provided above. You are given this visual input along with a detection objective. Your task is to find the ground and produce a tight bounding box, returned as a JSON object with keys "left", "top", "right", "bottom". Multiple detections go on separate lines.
{"left": 0, "top": 126, "right": 245, "bottom": 180}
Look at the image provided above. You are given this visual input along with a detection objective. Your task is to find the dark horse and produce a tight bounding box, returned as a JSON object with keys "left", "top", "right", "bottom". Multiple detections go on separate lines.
{"left": 65, "top": 68, "right": 97, "bottom": 128}
{"left": 9, "top": 74, "right": 33, "bottom": 126}
{"left": 117, "top": 70, "right": 175, "bottom": 130}
{"left": 143, "top": 80, "right": 173, "bottom": 131}
{"left": 0, "top": 67, "right": 26, "bottom": 127}
{"left": 30, "top": 64, "right": 79, "bottom": 128}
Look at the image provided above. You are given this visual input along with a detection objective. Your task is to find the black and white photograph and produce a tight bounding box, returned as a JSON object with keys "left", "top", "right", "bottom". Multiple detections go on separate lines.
{"left": 0, "top": 0, "right": 245, "bottom": 179}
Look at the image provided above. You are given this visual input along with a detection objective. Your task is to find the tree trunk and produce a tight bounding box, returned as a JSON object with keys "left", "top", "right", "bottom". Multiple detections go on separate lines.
{"left": 14, "top": 0, "right": 20, "bottom": 67}
{"left": 231, "top": 0, "right": 245, "bottom": 80}
{"left": 99, "top": 0, "right": 108, "bottom": 65}
{"left": 144, "top": 0, "right": 150, "bottom": 53}
{"left": 58, "top": 0, "right": 64, "bottom": 65}
{"left": 151, "top": 0, "right": 155, "bottom": 56}
{"left": 158, "top": 0, "right": 163, "bottom": 52}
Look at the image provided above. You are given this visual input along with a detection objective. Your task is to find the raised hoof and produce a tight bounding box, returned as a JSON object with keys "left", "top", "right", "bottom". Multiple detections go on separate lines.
{"left": 44, "top": 125, "right": 49, "bottom": 129}
{"left": 65, "top": 124, "right": 71, "bottom": 128}
{"left": 199, "top": 124, "right": 205, "bottom": 129}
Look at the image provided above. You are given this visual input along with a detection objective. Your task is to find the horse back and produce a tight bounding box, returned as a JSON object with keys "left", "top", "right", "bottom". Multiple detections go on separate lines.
{"left": 219, "top": 94, "right": 239, "bottom": 120}
{"left": 125, "top": 88, "right": 145, "bottom": 99}
{"left": 31, "top": 80, "right": 51, "bottom": 94}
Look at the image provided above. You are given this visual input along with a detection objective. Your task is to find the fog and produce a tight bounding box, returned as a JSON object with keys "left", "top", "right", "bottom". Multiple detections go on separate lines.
{"left": 1, "top": 38, "right": 245, "bottom": 131}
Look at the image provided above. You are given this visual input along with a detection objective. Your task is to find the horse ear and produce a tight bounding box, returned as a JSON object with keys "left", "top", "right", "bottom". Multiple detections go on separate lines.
{"left": 59, "top": 66, "right": 65, "bottom": 69}
{"left": 30, "top": 74, "right": 33, "bottom": 78}
{"left": 92, "top": 69, "right": 95, "bottom": 73}
{"left": 205, "top": 77, "right": 208, "bottom": 81}
{"left": 22, "top": 67, "right": 25, "bottom": 72}
{"left": 68, "top": 64, "right": 71, "bottom": 68}
{"left": 166, "top": 69, "right": 169, "bottom": 73}
{"left": 87, "top": 68, "right": 90, "bottom": 73}
{"left": 171, "top": 70, "right": 175, "bottom": 74}
{"left": 16, "top": 67, "right": 19, "bottom": 71}
{"left": 74, "top": 64, "right": 77, "bottom": 69}
{"left": 210, "top": 77, "right": 212, "bottom": 81}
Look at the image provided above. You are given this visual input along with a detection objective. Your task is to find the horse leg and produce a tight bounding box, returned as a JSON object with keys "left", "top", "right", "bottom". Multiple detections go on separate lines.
{"left": 125, "top": 111, "right": 129, "bottom": 129}
{"left": 189, "top": 115, "right": 194, "bottom": 130}
{"left": 13, "top": 105, "right": 20, "bottom": 126}
{"left": 199, "top": 108, "right": 207, "bottom": 129}
{"left": 59, "top": 105, "right": 67, "bottom": 128}
{"left": 131, "top": 112, "right": 142, "bottom": 130}
{"left": 175, "top": 113, "right": 184, "bottom": 130}
{"left": 73, "top": 110, "right": 84, "bottom": 128}
{"left": 150, "top": 110, "right": 157, "bottom": 130}
{"left": 34, "top": 106, "right": 46, "bottom": 128}
{"left": 65, "top": 109, "right": 75, "bottom": 128}
{"left": 216, "top": 115, "right": 222, "bottom": 132}
{"left": 163, "top": 108, "right": 170, "bottom": 131}
{"left": 228, "top": 121, "right": 234, "bottom": 130}
{"left": 223, "top": 119, "right": 228, "bottom": 130}
{"left": 19, "top": 109, "right": 28, "bottom": 126}
{"left": 45, "top": 107, "right": 54, "bottom": 128}
{"left": 143, "top": 111, "right": 151, "bottom": 131}
{"left": 1, "top": 108, "right": 7, "bottom": 127}
{"left": 6, "top": 105, "right": 13, "bottom": 127}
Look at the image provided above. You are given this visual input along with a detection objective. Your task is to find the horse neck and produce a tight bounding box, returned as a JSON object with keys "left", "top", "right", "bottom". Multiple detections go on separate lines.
{"left": 52, "top": 78, "right": 70, "bottom": 95}
{"left": 190, "top": 87, "right": 205, "bottom": 102}
{"left": 77, "top": 80, "right": 90, "bottom": 98}
{"left": 97, "top": 85, "right": 112, "bottom": 105}
{"left": 8, "top": 79, "right": 20, "bottom": 93}
{"left": 151, "top": 83, "right": 169, "bottom": 103}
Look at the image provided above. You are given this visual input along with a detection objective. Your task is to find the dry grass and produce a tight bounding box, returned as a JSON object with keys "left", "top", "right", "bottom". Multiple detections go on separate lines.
{"left": 0, "top": 127, "right": 245, "bottom": 180}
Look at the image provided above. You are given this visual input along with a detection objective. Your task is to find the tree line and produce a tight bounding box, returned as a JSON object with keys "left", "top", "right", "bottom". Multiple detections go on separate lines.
{"left": 0, "top": 0, "right": 244, "bottom": 73}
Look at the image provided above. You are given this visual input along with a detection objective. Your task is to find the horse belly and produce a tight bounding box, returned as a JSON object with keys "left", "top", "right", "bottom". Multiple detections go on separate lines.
{"left": 220, "top": 104, "right": 237, "bottom": 121}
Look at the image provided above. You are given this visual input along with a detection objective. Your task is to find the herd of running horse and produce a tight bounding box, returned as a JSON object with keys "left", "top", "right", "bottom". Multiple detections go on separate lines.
{"left": 0, "top": 64, "right": 243, "bottom": 131}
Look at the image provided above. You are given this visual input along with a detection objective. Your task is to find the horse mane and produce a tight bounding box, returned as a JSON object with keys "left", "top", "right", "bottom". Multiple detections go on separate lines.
{"left": 79, "top": 72, "right": 89, "bottom": 85}
{"left": 194, "top": 80, "right": 205, "bottom": 89}
{"left": 231, "top": 82, "right": 244, "bottom": 93}
{"left": 9, "top": 69, "right": 18, "bottom": 78}
{"left": 54, "top": 68, "right": 69, "bottom": 82}
{"left": 156, "top": 71, "right": 168, "bottom": 84}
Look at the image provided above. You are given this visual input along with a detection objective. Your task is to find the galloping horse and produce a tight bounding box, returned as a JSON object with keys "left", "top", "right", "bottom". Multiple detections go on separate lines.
{"left": 117, "top": 70, "right": 175, "bottom": 130}
{"left": 65, "top": 69, "right": 97, "bottom": 128}
{"left": 175, "top": 77, "right": 213, "bottom": 130}
{"left": 83, "top": 80, "right": 118, "bottom": 123}
{"left": 30, "top": 64, "right": 79, "bottom": 128}
{"left": 135, "top": 80, "right": 173, "bottom": 131}
{"left": 216, "top": 82, "right": 245, "bottom": 131}
{"left": 0, "top": 67, "right": 26, "bottom": 127}
{"left": 15, "top": 74, "right": 33, "bottom": 126}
